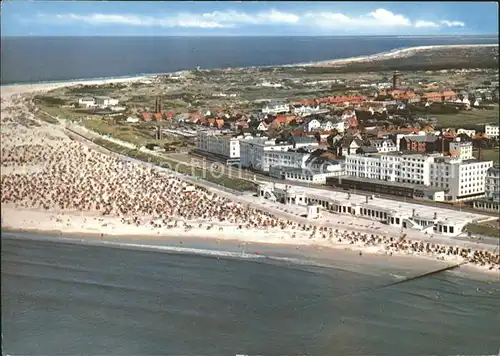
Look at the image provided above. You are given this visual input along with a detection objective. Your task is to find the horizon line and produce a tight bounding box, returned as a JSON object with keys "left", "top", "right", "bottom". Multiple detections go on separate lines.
{"left": 2, "top": 34, "right": 499, "bottom": 38}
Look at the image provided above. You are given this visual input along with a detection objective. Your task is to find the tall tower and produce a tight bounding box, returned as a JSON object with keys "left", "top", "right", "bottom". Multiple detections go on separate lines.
{"left": 392, "top": 71, "right": 401, "bottom": 90}
{"left": 155, "top": 96, "right": 162, "bottom": 113}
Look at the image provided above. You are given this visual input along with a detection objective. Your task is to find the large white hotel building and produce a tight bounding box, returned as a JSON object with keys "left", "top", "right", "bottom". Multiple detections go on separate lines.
{"left": 345, "top": 151, "right": 493, "bottom": 202}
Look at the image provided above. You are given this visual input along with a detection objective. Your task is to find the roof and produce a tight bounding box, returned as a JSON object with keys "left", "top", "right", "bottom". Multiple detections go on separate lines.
{"left": 328, "top": 175, "right": 447, "bottom": 193}
{"left": 403, "top": 135, "right": 438, "bottom": 143}
{"left": 280, "top": 167, "right": 327, "bottom": 175}
{"left": 289, "top": 135, "right": 317, "bottom": 144}
{"left": 487, "top": 165, "right": 500, "bottom": 174}
{"left": 340, "top": 136, "right": 363, "bottom": 148}
{"left": 358, "top": 146, "right": 379, "bottom": 154}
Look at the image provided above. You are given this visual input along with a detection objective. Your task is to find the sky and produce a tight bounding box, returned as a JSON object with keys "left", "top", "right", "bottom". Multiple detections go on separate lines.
{"left": 1, "top": 1, "right": 498, "bottom": 36}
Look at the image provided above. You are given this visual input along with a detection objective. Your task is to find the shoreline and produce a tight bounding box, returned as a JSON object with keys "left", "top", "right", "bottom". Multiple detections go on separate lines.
{"left": 294, "top": 43, "right": 499, "bottom": 67}
{"left": 1, "top": 49, "right": 499, "bottom": 279}
{"left": 1, "top": 43, "right": 497, "bottom": 89}
{"left": 2, "top": 225, "right": 497, "bottom": 282}
{"left": 1, "top": 206, "right": 498, "bottom": 279}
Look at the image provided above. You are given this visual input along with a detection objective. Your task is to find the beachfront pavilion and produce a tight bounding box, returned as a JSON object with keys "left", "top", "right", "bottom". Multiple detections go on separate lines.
{"left": 258, "top": 183, "right": 490, "bottom": 237}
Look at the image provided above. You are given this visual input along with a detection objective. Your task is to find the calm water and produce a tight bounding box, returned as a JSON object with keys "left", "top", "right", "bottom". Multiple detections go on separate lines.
{"left": 1, "top": 36, "right": 498, "bottom": 84}
{"left": 2, "top": 233, "right": 499, "bottom": 355}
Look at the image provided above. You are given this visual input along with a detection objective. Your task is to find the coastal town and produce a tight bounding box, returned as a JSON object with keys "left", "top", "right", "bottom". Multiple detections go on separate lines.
{"left": 1, "top": 46, "right": 500, "bottom": 274}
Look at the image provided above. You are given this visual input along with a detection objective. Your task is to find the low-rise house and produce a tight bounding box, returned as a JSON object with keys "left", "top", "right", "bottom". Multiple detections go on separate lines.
{"left": 422, "top": 91, "right": 456, "bottom": 103}
{"left": 368, "top": 139, "right": 397, "bottom": 153}
{"left": 262, "top": 101, "right": 290, "bottom": 114}
{"left": 291, "top": 104, "right": 322, "bottom": 116}
{"left": 126, "top": 116, "right": 140, "bottom": 123}
{"left": 94, "top": 96, "right": 119, "bottom": 108}
{"left": 320, "top": 120, "right": 334, "bottom": 131}
{"left": 305, "top": 118, "right": 321, "bottom": 132}
{"left": 153, "top": 113, "right": 162, "bottom": 121}
{"left": 399, "top": 135, "right": 437, "bottom": 153}
{"left": 288, "top": 135, "right": 319, "bottom": 149}
{"left": 341, "top": 110, "right": 358, "bottom": 128}
{"left": 141, "top": 113, "right": 151, "bottom": 122}
{"left": 456, "top": 128, "right": 476, "bottom": 138}
{"left": 256, "top": 122, "right": 269, "bottom": 131}
{"left": 336, "top": 136, "right": 363, "bottom": 156}
{"left": 78, "top": 97, "right": 95, "bottom": 108}
{"left": 356, "top": 146, "right": 379, "bottom": 155}
{"left": 270, "top": 115, "right": 297, "bottom": 130}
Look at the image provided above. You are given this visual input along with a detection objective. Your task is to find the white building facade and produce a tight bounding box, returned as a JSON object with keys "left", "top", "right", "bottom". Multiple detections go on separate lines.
{"left": 240, "top": 139, "right": 318, "bottom": 172}
{"left": 94, "top": 96, "right": 119, "bottom": 108}
{"left": 196, "top": 130, "right": 241, "bottom": 158}
{"left": 78, "top": 97, "right": 96, "bottom": 108}
{"left": 430, "top": 158, "right": 493, "bottom": 201}
{"left": 449, "top": 140, "right": 473, "bottom": 160}
{"left": 261, "top": 102, "right": 290, "bottom": 114}
{"left": 457, "top": 128, "right": 476, "bottom": 138}
{"left": 369, "top": 139, "right": 397, "bottom": 153}
{"left": 346, "top": 152, "right": 493, "bottom": 201}
{"left": 485, "top": 124, "right": 499, "bottom": 138}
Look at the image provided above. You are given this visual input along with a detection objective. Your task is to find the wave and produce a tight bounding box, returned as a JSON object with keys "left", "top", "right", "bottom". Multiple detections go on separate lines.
{"left": 2, "top": 233, "right": 270, "bottom": 261}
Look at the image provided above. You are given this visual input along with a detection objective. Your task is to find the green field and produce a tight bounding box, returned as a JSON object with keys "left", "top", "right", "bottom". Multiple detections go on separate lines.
{"left": 465, "top": 222, "right": 500, "bottom": 238}
{"left": 433, "top": 106, "right": 499, "bottom": 128}
{"left": 79, "top": 117, "right": 190, "bottom": 148}
{"left": 476, "top": 148, "right": 500, "bottom": 163}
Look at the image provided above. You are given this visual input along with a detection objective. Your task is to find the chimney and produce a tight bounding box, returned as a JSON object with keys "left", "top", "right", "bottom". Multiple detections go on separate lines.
{"left": 433, "top": 212, "right": 437, "bottom": 219}
{"left": 412, "top": 209, "right": 415, "bottom": 217}
{"left": 366, "top": 196, "right": 369, "bottom": 203}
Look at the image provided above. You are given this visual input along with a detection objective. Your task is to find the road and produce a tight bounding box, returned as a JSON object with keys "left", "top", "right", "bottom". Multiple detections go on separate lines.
{"left": 24, "top": 107, "right": 500, "bottom": 251}
{"left": 167, "top": 152, "right": 500, "bottom": 218}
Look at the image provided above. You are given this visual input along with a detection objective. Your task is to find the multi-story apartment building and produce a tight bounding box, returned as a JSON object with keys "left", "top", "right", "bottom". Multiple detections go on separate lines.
{"left": 485, "top": 165, "right": 500, "bottom": 202}
{"left": 196, "top": 130, "right": 242, "bottom": 159}
{"left": 240, "top": 138, "right": 318, "bottom": 172}
{"left": 449, "top": 140, "right": 473, "bottom": 160}
{"left": 429, "top": 157, "right": 493, "bottom": 201}
{"left": 345, "top": 152, "right": 493, "bottom": 201}
{"left": 485, "top": 124, "right": 499, "bottom": 138}
{"left": 346, "top": 153, "right": 435, "bottom": 185}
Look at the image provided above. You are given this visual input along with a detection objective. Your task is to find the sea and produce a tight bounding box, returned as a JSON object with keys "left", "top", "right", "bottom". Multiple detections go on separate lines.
{"left": 1, "top": 35, "right": 498, "bottom": 85}
{"left": 2, "top": 232, "right": 499, "bottom": 355}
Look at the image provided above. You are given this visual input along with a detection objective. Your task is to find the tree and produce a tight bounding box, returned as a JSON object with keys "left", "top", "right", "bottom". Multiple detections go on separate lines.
{"left": 314, "top": 132, "right": 321, "bottom": 143}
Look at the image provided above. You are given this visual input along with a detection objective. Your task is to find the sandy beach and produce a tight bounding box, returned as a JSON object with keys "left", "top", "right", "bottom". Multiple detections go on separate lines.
{"left": 1, "top": 71, "right": 499, "bottom": 277}
{"left": 0, "top": 76, "right": 151, "bottom": 97}
{"left": 292, "top": 43, "right": 499, "bottom": 67}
